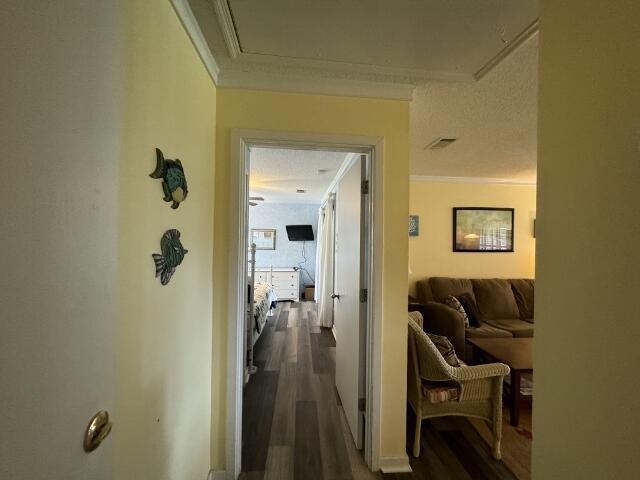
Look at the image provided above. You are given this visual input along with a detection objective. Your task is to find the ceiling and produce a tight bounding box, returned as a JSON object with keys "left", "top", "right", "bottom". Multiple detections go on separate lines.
{"left": 187, "top": 0, "right": 539, "bottom": 98}
{"left": 249, "top": 148, "right": 349, "bottom": 204}
{"left": 410, "top": 34, "right": 538, "bottom": 182}
{"left": 183, "top": 0, "right": 539, "bottom": 181}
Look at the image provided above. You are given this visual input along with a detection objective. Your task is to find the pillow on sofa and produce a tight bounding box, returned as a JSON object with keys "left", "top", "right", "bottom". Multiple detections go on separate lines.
{"left": 444, "top": 295, "right": 470, "bottom": 328}
{"left": 456, "top": 292, "right": 482, "bottom": 327}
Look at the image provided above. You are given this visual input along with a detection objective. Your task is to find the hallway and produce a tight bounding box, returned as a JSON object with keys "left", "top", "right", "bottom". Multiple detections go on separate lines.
{"left": 241, "top": 301, "right": 373, "bottom": 479}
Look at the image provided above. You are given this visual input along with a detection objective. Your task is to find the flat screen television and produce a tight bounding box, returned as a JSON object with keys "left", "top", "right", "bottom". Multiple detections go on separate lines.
{"left": 286, "top": 224, "right": 314, "bottom": 241}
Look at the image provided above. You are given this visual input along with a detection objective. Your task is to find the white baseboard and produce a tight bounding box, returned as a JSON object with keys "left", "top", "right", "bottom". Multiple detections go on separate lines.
{"left": 207, "top": 469, "right": 229, "bottom": 480}
{"left": 379, "top": 454, "right": 412, "bottom": 473}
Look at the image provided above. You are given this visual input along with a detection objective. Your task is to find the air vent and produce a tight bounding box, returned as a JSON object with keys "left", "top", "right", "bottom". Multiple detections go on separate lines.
{"left": 426, "top": 137, "right": 457, "bottom": 150}
{"left": 296, "top": 189, "right": 306, "bottom": 194}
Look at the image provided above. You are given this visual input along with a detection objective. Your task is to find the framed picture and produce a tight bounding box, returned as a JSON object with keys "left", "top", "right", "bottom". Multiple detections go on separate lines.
{"left": 251, "top": 228, "right": 276, "bottom": 250}
{"left": 453, "top": 208, "right": 514, "bottom": 252}
{"left": 409, "top": 215, "right": 420, "bottom": 237}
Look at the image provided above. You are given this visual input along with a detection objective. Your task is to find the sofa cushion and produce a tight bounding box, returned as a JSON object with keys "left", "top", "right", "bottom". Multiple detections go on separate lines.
{"left": 483, "top": 318, "right": 534, "bottom": 337}
{"left": 466, "top": 324, "right": 514, "bottom": 338}
{"left": 510, "top": 279, "right": 535, "bottom": 322}
{"left": 471, "top": 279, "right": 520, "bottom": 320}
{"left": 429, "top": 277, "right": 476, "bottom": 303}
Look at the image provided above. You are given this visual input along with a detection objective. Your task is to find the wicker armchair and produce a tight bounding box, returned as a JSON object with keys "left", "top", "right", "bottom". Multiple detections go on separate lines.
{"left": 407, "top": 316, "right": 509, "bottom": 459}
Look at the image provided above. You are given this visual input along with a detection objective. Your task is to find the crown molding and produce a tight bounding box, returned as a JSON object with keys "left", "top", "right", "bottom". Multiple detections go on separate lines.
{"left": 212, "top": 0, "right": 241, "bottom": 59}
{"left": 218, "top": 69, "right": 416, "bottom": 101}
{"left": 170, "top": 0, "right": 220, "bottom": 84}
{"left": 474, "top": 19, "right": 539, "bottom": 80}
{"left": 410, "top": 175, "right": 537, "bottom": 186}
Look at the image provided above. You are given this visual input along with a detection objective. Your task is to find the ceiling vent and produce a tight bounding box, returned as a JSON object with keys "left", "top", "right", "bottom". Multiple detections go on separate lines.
{"left": 296, "top": 189, "right": 306, "bottom": 194}
{"left": 426, "top": 137, "right": 457, "bottom": 150}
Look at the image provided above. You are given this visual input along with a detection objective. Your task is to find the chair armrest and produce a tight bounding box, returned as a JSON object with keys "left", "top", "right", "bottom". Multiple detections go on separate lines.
{"left": 421, "top": 302, "right": 467, "bottom": 359}
{"left": 450, "top": 362, "right": 510, "bottom": 382}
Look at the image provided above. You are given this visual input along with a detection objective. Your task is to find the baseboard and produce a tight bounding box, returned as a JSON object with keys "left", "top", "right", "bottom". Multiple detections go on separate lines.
{"left": 207, "top": 469, "right": 229, "bottom": 480}
{"left": 379, "top": 454, "right": 412, "bottom": 473}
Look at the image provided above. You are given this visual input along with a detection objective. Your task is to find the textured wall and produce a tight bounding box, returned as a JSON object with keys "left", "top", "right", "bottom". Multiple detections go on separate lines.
{"left": 249, "top": 202, "right": 319, "bottom": 292}
{"left": 409, "top": 181, "right": 536, "bottom": 297}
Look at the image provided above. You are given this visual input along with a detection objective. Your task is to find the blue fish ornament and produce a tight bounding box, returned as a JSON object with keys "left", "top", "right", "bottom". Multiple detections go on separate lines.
{"left": 149, "top": 148, "right": 188, "bottom": 209}
{"left": 152, "top": 229, "right": 188, "bottom": 285}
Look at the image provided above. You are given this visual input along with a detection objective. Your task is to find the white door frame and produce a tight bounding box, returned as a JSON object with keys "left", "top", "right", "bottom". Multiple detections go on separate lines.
{"left": 226, "top": 129, "right": 384, "bottom": 478}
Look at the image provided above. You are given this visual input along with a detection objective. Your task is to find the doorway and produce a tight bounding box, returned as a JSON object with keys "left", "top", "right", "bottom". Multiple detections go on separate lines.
{"left": 226, "top": 130, "right": 385, "bottom": 478}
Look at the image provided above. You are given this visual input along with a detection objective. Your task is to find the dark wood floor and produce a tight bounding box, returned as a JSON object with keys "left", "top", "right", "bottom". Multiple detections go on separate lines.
{"left": 241, "top": 302, "right": 520, "bottom": 480}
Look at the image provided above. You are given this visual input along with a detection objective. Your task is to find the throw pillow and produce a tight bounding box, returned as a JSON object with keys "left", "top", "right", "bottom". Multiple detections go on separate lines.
{"left": 427, "top": 333, "right": 461, "bottom": 367}
{"left": 456, "top": 293, "right": 482, "bottom": 327}
{"left": 444, "top": 295, "right": 470, "bottom": 327}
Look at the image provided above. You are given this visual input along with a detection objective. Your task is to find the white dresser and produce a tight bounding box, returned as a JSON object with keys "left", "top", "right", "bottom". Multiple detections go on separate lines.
{"left": 253, "top": 267, "right": 300, "bottom": 302}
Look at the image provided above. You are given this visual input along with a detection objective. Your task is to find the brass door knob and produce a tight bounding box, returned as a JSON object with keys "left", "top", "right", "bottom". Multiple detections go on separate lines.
{"left": 84, "top": 410, "right": 112, "bottom": 452}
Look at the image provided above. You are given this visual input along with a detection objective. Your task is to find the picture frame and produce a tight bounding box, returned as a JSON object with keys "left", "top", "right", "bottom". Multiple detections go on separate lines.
{"left": 251, "top": 228, "right": 276, "bottom": 250}
{"left": 409, "top": 215, "right": 420, "bottom": 237}
{"left": 453, "top": 207, "right": 514, "bottom": 252}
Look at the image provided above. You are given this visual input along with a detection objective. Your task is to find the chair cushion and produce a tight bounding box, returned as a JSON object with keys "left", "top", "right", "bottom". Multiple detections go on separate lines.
{"left": 466, "top": 324, "right": 514, "bottom": 338}
{"left": 510, "top": 279, "right": 535, "bottom": 322}
{"left": 421, "top": 380, "right": 461, "bottom": 404}
{"left": 483, "top": 318, "right": 534, "bottom": 337}
{"left": 471, "top": 279, "right": 520, "bottom": 320}
{"left": 429, "top": 277, "right": 476, "bottom": 303}
{"left": 427, "top": 333, "right": 461, "bottom": 367}
{"left": 444, "top": 295, "right": 470, "bottom": 327}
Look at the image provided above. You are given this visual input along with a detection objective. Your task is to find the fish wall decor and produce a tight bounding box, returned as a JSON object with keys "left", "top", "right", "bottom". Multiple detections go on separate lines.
{"left": 149, "top": 148, "right": 188, "bottom": 209}
{"left": 152, "top": 229, "right": 188, "bottom": 285}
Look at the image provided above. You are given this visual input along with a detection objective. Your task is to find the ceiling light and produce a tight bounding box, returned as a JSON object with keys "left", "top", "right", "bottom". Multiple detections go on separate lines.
{"left": 425, "top": 137, "right": 457, "bottom": 150}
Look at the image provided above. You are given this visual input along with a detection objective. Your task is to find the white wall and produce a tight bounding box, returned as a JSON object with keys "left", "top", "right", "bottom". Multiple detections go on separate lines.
{"left": 249, "top": 202, "right": 319, "bottom": 293}
{"left": 0, "top": 1, "right": 122, "bottom": 478}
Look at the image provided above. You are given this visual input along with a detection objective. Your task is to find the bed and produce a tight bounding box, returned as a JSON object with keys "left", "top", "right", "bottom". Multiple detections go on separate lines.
{"left": 246, "top": 243, "right": 276, "bottom": 376}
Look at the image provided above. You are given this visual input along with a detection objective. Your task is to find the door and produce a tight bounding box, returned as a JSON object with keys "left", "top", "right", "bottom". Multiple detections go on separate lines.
{"left": 333, "top": 155, "right": 366, "bottom": 448}
{"left": 1, "top": 2, "right": 117, "bottom": 477}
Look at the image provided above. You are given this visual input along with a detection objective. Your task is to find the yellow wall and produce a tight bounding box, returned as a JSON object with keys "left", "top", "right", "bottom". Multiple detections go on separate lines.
{"left": 409, "top": 181, "right": 536, "bottom": 296}
{"left": 116, "top": 1, "right": 216, "bottom": 478}
{"left": 534, "top": 1, "right": 640, "bottom": 478}
{"left": 212, "top": 88, "right": 410, "bottom": 466}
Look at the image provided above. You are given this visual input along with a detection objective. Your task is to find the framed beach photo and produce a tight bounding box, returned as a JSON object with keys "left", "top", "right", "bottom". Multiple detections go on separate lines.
{"left": 453, "top": 208, "right": 514, "bottom": 252}
{"left": 251, "top": 228, "right": 276, "bottom": 250}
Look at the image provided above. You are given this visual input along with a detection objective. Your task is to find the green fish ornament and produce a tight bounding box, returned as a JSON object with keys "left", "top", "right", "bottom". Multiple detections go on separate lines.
{"left": 152, "top": 229, "right": 188, "bottom": 285}
{"left": 149, "top": 148, "right": 188, "bottom": 209}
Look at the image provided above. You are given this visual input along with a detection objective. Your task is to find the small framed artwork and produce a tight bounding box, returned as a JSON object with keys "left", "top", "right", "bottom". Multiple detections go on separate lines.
{"left": 453, "top": 208, "right": 514, "bottom": 252}
{"left": 251, "top": 229, "right": 276, "bottom": 250}
{"left": 409, "top": 215, "right": 420, "bottom": 237}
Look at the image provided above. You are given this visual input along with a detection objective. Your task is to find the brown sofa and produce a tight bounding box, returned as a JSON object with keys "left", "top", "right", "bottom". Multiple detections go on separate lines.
{"left": 414, "top": 277, "right": 534, "bottom": 360}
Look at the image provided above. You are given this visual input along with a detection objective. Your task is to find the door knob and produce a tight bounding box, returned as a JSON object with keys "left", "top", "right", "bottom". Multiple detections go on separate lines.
{"left": 84, "top": 410, "right": 112, "bottom": 452}
{"left": 331, "top": 294, "right": 340, "bottom": 299}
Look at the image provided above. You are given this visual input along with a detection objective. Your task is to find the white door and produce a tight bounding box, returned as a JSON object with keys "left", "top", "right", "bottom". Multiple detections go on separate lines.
{"left": 1, "top": 2, "right": 118, "bottom": 478}
{"left": 334, "top": 155, "right": 366, "bottom": 449}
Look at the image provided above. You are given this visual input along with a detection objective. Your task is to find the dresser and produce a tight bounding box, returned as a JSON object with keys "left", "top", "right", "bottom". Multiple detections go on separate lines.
{"left": 253, "top": 267, "right": 300, "bottom": 302}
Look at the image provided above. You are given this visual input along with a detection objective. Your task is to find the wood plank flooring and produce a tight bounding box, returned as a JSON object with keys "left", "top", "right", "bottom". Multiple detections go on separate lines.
{"left": 241, "top": 302, "right": 527, "bottom": 480}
